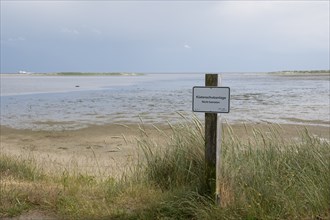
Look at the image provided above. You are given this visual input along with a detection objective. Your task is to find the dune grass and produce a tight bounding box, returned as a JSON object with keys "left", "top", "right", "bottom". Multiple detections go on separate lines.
{"left": 0, "top": 119, "right": 329, "bottom": 219}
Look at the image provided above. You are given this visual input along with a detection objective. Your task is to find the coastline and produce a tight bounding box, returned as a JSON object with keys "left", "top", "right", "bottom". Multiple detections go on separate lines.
{"left": 0, "top": 72, "right": 144, "bottom": 77}
{"left": 268, "top": 70, "right": 330, "bottom": 77}
{"left": 1, "top": 122, "right": 329, "bottom": 177}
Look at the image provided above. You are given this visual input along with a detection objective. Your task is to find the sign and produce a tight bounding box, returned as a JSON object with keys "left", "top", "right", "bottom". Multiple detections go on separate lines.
{"left": 192, "top": 86, "right": 230, "bottom": 113}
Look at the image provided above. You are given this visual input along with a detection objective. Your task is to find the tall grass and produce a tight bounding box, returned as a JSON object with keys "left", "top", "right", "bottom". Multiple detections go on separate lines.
{"left": 136, "top": 117, "right": 205, "bottom": 191}
{"left": 0, "top": 155, "right": 44, "bottom": 216}
{"left": 1, "top": 118, "right": 329, "bottom": 219}
{"left": 218, "top": 127, "right": 330, "bottom": 219}
{"left": 135, "top": 119, "right": 330, "bottom": 219}
{"left": 0, "top": 155, "right": 43, "bottom": 181}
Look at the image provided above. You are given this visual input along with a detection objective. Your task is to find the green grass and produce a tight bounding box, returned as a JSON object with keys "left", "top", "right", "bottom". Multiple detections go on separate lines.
{"left": 0, "top": 155, "right": 43, "bottom": 181}
{"left": 1, "top": 120, "right": 329, "bottom": 219}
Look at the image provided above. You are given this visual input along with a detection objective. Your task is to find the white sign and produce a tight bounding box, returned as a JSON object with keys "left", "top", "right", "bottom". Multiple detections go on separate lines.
{"left": 192, "top": 86, "right": 230, "bottom": 113}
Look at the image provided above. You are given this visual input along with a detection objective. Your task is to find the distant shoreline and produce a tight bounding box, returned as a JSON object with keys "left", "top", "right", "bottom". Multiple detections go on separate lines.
{"left": 268, "top": 70, "right": 330, "bottom": 76}
{"left": 1, "top": 70, "right": 329, "bottom": 76}
{"left": 0, "top": 72, "right": 144, "bottom": 76}
{"left": 0, "top": 70, "right": 330, "bottom": 77}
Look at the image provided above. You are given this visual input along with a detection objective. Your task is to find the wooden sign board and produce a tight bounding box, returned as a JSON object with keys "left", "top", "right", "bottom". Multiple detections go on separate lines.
{"left": 192, "top": 86, "right": 230, "bottom": 113}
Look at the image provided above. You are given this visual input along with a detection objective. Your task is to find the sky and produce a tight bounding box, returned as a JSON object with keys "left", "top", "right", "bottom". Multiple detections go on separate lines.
{"left": 1, "top": 1, "right": 329, "bottom": 73}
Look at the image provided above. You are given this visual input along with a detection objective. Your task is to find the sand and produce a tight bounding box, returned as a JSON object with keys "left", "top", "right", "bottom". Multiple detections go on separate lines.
{"left": 0, "top": 123, "right": 171, "bottom": 177}
{"left": 1, "top": 123, "right": 329, "bottom": 178}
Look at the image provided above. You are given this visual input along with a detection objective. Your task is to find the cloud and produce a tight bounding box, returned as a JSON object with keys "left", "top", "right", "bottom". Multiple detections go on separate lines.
{"left": 91, "top": 28, "right": 102, "bottom": 35}
{"left": 1, "top": 1, "right": 329, "bottom": 72}
{"left": 61, "top": 28, "right": 79, "bottom": 35}
{"left": 211, "top": 1, "right": 329, "bottom": 52}
{"left": 184, "top": 44, "right": 191, "bottom": 49}
{"left": 8, "top": 37, "right": 26, "bottom": 42}
{"left": 1, "top": 36, "right": 26, "bottom": 45}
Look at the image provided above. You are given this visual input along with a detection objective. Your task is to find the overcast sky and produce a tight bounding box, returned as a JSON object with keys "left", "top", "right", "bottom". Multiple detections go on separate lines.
{"left": 1, "top": 1, "right": 329, "bottom": 73}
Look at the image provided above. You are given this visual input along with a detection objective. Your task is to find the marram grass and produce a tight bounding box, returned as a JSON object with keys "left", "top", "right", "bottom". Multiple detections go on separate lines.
{"left": 135, "top": 120, "right": 330, "bottom": 219}
{"left": 0, "top": 119, "right": 329, "bottom": 219}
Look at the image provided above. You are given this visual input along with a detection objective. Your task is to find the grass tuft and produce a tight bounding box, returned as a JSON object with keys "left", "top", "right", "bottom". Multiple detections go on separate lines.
{"left": 137, "top": 117, "right": 206, "bottom": 193}
{"left": 0, "top": 154, "right": 43, "bottom": 181}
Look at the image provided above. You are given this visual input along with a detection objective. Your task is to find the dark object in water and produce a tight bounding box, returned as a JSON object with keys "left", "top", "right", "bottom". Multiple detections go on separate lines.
{"left": 75, "top": 85, "right": 80, "bottom": 87}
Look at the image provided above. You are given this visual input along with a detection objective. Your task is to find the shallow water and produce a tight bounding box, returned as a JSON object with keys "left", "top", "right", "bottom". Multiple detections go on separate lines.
{"left": 1, "top": 73, "right": 329, "bottom": 130}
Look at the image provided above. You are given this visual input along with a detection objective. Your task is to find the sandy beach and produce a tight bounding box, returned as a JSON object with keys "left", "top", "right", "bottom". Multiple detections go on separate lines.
{"left": 1, "top": 122, "right": 329, "bottom": 178}
{"left": 1, "top": 124, "right": 150, "bottom": 177}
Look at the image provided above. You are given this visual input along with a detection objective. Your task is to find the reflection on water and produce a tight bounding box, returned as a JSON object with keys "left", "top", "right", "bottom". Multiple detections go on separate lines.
{"left": 1, "top": 73, "right": 329, "bottom": 130}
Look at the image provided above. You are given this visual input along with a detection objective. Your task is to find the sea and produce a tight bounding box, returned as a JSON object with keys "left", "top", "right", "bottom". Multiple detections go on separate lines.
{"left": 1, "top": 73, "right": 329, "bottom": 131}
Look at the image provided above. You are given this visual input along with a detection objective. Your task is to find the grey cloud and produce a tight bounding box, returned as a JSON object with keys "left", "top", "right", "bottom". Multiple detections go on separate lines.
{"left": 1, "top": 1, "right": 329, "bottom": 72}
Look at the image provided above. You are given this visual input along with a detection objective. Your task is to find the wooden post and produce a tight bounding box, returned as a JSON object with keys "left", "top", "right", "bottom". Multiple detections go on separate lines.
{"left": 204, "top": 74, "right": 218, "bottom": 195}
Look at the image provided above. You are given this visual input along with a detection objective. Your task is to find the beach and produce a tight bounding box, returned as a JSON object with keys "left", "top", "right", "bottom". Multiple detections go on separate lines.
{"left": 1, "top": 71, "right": 329, "bottom": 175}
{"left": 1, "top": 122, "right": 329, "bottom": 177}
{"left": 1, "top": 72, "right": 329, "bottom": 178}
{"left": 0, "top": 123, "right": 155, "bottom": 177}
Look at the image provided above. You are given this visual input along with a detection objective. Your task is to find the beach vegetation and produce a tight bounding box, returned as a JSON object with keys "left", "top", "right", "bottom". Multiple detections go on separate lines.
{"left": 0, "top": 155, "right": 43, "bottom": 181}
{"left": 0, "top": 119, "right": 329, "bottom": 219}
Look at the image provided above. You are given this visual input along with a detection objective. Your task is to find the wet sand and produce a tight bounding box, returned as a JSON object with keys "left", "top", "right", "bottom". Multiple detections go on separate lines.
{"left": 1, "top": 123, "right": 329, "bottom": 177}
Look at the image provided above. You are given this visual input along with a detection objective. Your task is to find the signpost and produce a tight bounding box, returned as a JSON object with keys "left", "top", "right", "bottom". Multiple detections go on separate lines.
{"left": 192, "top": 87, "right": 230, "bottom": 113}
{"left": 192, "top": 74, "right": 230, "bottom": 205}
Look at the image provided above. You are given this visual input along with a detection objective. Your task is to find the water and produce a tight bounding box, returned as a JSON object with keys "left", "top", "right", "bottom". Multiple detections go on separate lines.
{"left": 1, "top": 73, "right": 329, "bottom": 130}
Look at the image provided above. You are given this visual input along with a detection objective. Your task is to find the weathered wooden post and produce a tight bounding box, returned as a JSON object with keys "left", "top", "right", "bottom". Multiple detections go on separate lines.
{"left": 204, "top": 74, "right": 218, "bottom": 194}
